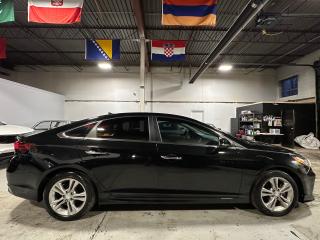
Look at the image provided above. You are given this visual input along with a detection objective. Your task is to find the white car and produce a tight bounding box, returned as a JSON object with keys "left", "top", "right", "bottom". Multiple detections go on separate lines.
{"left": 0, "top": 121, "right": 33, "bottom": 163}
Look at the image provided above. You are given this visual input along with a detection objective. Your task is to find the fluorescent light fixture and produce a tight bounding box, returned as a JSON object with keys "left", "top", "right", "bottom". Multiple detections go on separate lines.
{"left": 98, "top": 62, "right": 112, "bottom": 70}
{"left": 218, "top": 64, "right": 233, "bottom": 72}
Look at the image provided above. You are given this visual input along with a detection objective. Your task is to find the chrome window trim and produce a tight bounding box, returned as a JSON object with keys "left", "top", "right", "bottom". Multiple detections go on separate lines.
{"left": 156, "top": 116, "right": 220, "bottom": 146}
{"left": 57, "top": 121, "right": 98, "bottom": 140}
{"left": 59, "top": 116, "right": 150, "bottom": 142}
{"left": 155, "top": 116, "right": 242, "bottom": 148}
{"left": 92, "top": 116, "right": 150, "bottom": 141}
{"left": 58, "top": 115, "right": 243, "bottom": 149}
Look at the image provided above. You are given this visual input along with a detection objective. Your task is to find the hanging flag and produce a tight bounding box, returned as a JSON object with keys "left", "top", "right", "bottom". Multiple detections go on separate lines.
{"left": 85, "top": 39, "right": 120, "bottom": 61}
{"left": 151, "top": 40, "right": 186, "bottom": 62}
{"left": 0, "top": 0, "right": 15, "bottom": 23}
{"left": 0, "top": 38, "right": 6, "bottom": 59}
{"left": 162, "top": 0, "right": 218, "bottom": 26}
{"left": 28, "top": 0, "right": 84, "bottom": 24}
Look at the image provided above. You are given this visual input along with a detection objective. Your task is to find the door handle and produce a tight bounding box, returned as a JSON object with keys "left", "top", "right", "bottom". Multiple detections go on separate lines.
{"left": 85, "top": 150, "right": 109, "bottom": 155}
{"left": 161, "top": 154, "right": 182, "bottom": 161}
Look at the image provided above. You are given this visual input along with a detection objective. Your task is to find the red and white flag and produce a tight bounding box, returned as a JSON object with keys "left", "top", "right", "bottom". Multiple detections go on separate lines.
{"left": 28, "top": 0, "right": 84, "bottom": 24}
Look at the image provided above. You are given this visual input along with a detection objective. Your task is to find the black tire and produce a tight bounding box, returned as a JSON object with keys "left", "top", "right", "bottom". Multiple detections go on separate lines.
{"left": 43, "top": 172, "right": 96, "bottom": 221}
{"left": 251, "top": 170, "right": 299, "bottom": 217}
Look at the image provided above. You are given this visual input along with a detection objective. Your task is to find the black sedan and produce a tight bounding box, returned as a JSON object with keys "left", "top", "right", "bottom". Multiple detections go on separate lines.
{"left": 7, "top": 113, "right": 315, "bottom": 221}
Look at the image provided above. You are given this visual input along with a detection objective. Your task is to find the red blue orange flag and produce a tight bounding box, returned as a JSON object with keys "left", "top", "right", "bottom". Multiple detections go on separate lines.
{"left": 162, "top": 0, "right": 218, "bottom": 26}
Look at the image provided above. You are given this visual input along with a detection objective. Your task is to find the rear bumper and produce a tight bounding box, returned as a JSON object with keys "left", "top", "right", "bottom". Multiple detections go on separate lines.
{"left": 7, "top": 155, "right": 42, "bottom": 202}
{"left": 8, "top": 184, "right": 38, "bottom": 201}
{"left": 300, "top": 168, "right": 316, "bottom": 202}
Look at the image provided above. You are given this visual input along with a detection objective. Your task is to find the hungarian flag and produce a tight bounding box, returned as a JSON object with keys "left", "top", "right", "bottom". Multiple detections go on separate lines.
{"left": 162, "top": 0, "right": 218, "bottom": 26}
{"left": 28, "top": 0, "right": 84, "bottom": 24}
{"left": 151, "top": 40, "right": 186, "bottom": 62}
{"left": 0, "top": 38, "right": 6, "bottom": 59}
{"left": 0, "top": 0, "right": 15, "bottom": 23}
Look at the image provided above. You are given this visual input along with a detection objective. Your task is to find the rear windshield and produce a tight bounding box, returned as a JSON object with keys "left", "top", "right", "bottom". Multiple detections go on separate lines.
{"left": 0, "top": 135, "right": 17, "bottom": 144}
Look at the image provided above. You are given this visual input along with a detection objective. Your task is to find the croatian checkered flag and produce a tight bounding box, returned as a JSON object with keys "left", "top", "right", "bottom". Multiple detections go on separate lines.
{"left": 151, "top": 40, "right": 186, "bottom": 62}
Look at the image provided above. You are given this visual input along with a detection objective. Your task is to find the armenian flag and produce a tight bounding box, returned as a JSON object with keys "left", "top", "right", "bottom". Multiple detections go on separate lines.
{"left": 162, "top": 0, "right": 218, "bottom": 26}
{"left": 85, "top": 39, "right": 120, "bottom": 61}
{"left": 151, "top": 40, "right": 186, "bottom": 62}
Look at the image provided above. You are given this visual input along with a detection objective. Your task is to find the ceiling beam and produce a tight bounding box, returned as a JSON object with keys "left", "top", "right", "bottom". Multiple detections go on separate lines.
{"left": 3, "top": 35, "right": 320, "bottom": 46}
{"left": 6, "top": 49, "right": 305, "bottom": 58}
{"left": 189, "top": 0, "right": 272, "bottom": 84}
{"left": 246, "top": 17, "right": 320, "bottom": 73}
{"left": 2, "top": 24, "right": 320, "bottom": 34}
{"left": 131, "top": 0, "right": 149, "bottom": 71}
{"left": 14, "top": 23, "right": 82, "bottom": 72}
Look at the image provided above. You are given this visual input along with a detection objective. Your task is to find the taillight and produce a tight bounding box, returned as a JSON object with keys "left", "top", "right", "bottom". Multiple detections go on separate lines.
{"left": 14, "top": 141, "right": 32, "bottom": 154}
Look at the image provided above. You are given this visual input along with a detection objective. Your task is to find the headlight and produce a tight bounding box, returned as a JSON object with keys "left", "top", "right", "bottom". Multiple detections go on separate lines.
{"left": 292, "top": 155, "right": 311, "bottom": 173}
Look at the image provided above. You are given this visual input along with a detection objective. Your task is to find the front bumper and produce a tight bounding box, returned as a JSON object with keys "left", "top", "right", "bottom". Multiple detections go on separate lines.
{"left": 301, "top": 168, "right": 316, "bottom": 202}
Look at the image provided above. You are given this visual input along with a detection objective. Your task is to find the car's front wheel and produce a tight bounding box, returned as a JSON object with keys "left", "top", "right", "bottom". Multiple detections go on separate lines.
{"left": 43, "top": 172, "right": 95, "bottom": 221}
{"left": 252, "top": 170, "right": 298, "bottom": 217}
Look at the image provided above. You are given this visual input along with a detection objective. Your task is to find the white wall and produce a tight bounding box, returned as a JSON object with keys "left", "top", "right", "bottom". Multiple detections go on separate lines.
{"left": 144, "top": 68, "right": 276, "bottom": 131}
{"left": 11, "top": 66, "right": 277, "bottom": 132}
{"left": 276, "top": 49, "right": 319, "bottom": 101}
{"left": 0, "top": 77, "right": 65, "bottom": 127}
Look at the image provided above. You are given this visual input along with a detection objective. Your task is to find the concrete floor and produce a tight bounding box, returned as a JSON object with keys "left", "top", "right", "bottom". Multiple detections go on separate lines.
{"left": 0, "top": 148, "right": 319, "bottom": 240}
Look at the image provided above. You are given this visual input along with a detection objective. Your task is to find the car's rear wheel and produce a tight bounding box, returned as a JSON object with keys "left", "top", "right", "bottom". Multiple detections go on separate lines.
{"left": 252, "top": 170, "right": 298, "bottom": 217}
{"left": 43, "top": 172, "right": 95, "bottom": 221}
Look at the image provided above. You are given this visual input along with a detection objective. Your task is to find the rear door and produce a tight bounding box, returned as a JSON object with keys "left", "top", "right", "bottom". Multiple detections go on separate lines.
{"left": 79, "top": 116, "right": 158, "bottom": 200}
{"left": 154, "top": 117, "right": 242, "bottom": 200}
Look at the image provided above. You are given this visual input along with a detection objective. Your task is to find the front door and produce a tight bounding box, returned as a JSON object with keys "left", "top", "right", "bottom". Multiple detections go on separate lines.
{"left": 154, "top": 117, "right": 242, "bottom": 201}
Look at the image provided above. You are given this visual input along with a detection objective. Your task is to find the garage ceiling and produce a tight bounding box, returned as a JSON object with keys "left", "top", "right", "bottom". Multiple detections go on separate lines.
{"left": 1, "top": 0, "right": 320, "bottom": 71}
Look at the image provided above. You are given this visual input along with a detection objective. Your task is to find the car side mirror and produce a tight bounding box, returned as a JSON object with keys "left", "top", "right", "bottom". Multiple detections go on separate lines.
{"left": 219, "top": 138, "right": 231, "bottom": 148}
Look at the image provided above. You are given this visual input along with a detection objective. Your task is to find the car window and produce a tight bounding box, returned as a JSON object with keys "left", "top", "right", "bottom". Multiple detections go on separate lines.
{"left": 56, "top": 121, "right": 68, "bottom": 128}
{"left": 34, "top": 121, "right": 51, "bottom": 130}
{"left": 64, "top": 122, "right": 96, "bottom": 138}
{"left": 157, "top": 117, "right": 219, "bottom": 145}
{"left": 0, "top": 121, "right": 6, "bottom": 126}
{"left": 94, "top": 117, "right": 149, "bottom": 141}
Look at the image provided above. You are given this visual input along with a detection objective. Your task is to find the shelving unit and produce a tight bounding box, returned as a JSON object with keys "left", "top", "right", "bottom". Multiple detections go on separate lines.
{"left": 238, "top": 111, "right": 284, "bottom": 142}
{"left": 239, "top": 112, "right": 262, "bottom": 139}
{"left": 234, "top": 102, "right": 316, "bottom": 147}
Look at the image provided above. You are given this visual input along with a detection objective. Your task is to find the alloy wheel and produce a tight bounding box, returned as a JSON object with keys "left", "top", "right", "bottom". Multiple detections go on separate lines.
{"left": 260, "top": 177, "right": 294, "bottom": 212}
{"left": 48, "top": 178, "right": 87, "bottom": 217}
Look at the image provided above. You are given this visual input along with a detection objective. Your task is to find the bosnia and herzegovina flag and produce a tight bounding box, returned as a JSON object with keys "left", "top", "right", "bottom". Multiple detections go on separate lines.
{"left": 85, "top": 39, "right": 120, "bottom": 61}
{"left": 162, "top": 0, "right": 218, "bottom": 26}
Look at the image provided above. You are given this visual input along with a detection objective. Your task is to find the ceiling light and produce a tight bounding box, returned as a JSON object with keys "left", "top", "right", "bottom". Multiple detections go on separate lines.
{"left": 98, "top": 62, "right": 112, "bottom": 70}
{"left": 218, "top": 64, "right": 233, "bottom": 72}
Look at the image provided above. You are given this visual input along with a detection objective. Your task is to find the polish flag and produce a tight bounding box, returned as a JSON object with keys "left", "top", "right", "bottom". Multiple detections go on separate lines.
{"left": 28, "top": 0, "right": 84, "bottom": 24}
